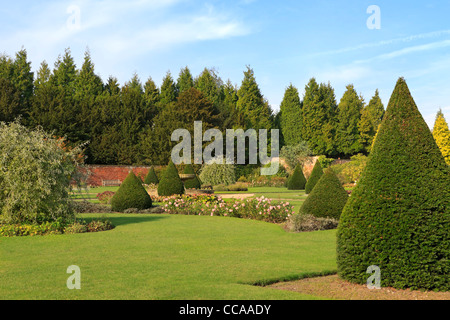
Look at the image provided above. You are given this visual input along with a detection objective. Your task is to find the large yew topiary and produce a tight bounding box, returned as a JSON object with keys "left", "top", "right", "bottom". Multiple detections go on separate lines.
{"left": 305, "top": 160, "right": 324, "bottom": 194}
{"left": 111, "top": 171, "right": 152, "bottom": 212}
{"left": 144, "top": 166, "right": 159, "bottom": 185}
{"left": 300, "top": 168, "right": 348, "bottom": 219}
{"left": 183, "top": 164, "right": 202, "bottom": 189}
{"left": 287, "top": 164, "right": 306, "bottom": 190}
{"left": 157, "top": 161, "right": 185, "bottom": 196}
{"left": 337, "top": 78, "right": 450, "bottom": 291}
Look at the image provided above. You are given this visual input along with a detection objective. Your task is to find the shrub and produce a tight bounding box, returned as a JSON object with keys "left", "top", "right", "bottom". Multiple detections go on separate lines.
{"left": 96, "top": 191, "right": 115, "bottom": 204}
{"left": 331, "top": 154, "right": 368, "bottom": 184}
{"left": 111, "top": 171, "right": 153, "bottom": 212}
{"left": 286, "top": 164, "right": 306, "bottom": 190}
{"left": 224, "top": 182, "right": 248, "bottom": 192}
{"left": 71, "top": 200, "right": 111, "bottom": 213}
{"left": 280, "top": 142, "right": 312, "bottom": 170}
{"left": 199, "top": 163, "right": 236, "bottom": 186}
{"left": 86, "top": 219, "right": 114, "bottom": 233}
{"left": 286, "top": 214, "right": 339, "bottom": 233}
{"left": 182, "top": 164, "right": 202, "bottom": 189}
{"left": 0, "top": 121, "right": 83, "bottom": 224}
{"left": 299, "top": 168, "right": 348, "bottom": 219}
{"left": 144, "top": 166, "right": 159, "bottom": 185}
{"left": 162, "top": 195, "right": 293, "bottom": 224}
{"left": 317, "top": 155, "right": 334, "bottom": 169}
{"left": 337, "top": 78, "right": 450, "bottom": 292}
{"left": 305, "top": 161, "right": 323, "bottom": 194}
{"left": 157, "top": 161, "right": 185, "bottom": 196}
{"left": 64, "top": 222, "right": 88, "bottom": 234}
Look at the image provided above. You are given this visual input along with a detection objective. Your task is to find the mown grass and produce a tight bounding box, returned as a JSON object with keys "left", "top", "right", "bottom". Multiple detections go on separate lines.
{"left": 0, "top": 214, "right": 336, "bottom": 300}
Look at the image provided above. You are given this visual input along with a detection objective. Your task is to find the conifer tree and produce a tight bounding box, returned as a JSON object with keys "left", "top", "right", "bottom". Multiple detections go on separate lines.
{"left": 287, "top": 164, "right": 306, "bottom": 190}
{"left": 157, "top": 161, "right": 185, "bottom": 196}
{"left": 144, "top": 166, "right": 159, "bottom": 185}
{"left": 305, "top": 160, "right": 324, "bottom": 194}
{"left": 301, "top": 79, "right": 337, "bottom": 156}
{"left": 337, "top": 78, "right": 450, "bottom": 291}
{"left": 177, "top": 66, "right": 194, "bottom": 94}
{"left": 236, "top": 67, "right": 272, "bottom": 130}
{"left": 432, "top": 109, "right": 450, "bottom": 165}
{"left": 280, "top": 84, "right": 302, "bottom": 146}
{"left": 335, "top": 84, "right": 364, "bottom": 156}
{"left": 159, "top": 71, "right": 178, "bottom": 107}
{"left": 300, "top": 168, "right": 348, "bottom": 219}
{"left": 111, "top": 171, "right": 153, "bottom": 212}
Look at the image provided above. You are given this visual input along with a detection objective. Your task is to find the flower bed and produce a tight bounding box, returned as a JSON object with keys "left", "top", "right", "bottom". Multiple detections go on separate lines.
{"left": 162, "top": 194, "right": 294, "bottom": 224}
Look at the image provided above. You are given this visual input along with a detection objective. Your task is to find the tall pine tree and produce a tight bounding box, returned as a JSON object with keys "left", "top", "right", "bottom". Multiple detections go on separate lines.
{"left": 280, "top": 84, "right": 302, "bottom": 146}
{"left": 335, "top": 84, "right": 364, "bottom": 156}
{"left": 432, "top": 109, "right": 450, "bottom": 165}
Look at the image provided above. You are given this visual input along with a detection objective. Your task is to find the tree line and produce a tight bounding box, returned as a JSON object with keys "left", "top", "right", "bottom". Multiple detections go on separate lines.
{"left": 0, "top": 48, "right": 384, "bottom": 165}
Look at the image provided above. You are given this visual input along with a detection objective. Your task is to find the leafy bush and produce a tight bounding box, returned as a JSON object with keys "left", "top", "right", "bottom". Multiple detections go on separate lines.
{"left": 86, "top": 219, "right": 114, "bottom": 233}
{"left": 96, "top": 191, "right": 115, "bottom": 204}
{"left": 317, "top": 155, "right": 334, "bottom": 169}
{"left": 71, "top": 200, "right": 111, "bottom": 213}
{"left": 0, "top": 121, "right": 83, "bottom": 224}
{"left": 199, "top": 163, "right": 236, "bottom": 186}
{"left": 286, "top": 214, "right": 339, "bottom": 233}
{"left": 331, "top": 154, "right": 368, "bottom": 184}
{"left": 280, "top": 142, "right": 312, "bottom": 171}
{"left": 64, "top": 222, "right": 88, "bottom": 234}
{"left": 144, "top": 166, "right": 159, "bottom": 185}
{"left": 111, "top": 171, "right": 153, "bottom": 212}
{"left": 162, "top": 195, "right": 293, "bottom": 224}
{"left": 182, "top": 164, "right": 202, "bottom": 189}
{"left": 299, "top": 168, "right": 348, "bottom": 219}
{"left": 157, "top": 161, "right": 185, "bottom": 196}
{"left": 286, "top": 164, "right": 306, "bottom": 190}
{"left": 249, "top": 176, "right": 287, "bottom": 188}
{"left": 337, "top": 78, "right": 450, "bottom": 291}
{"left": 305, "top": 161, "right": 324, "bottom": 194}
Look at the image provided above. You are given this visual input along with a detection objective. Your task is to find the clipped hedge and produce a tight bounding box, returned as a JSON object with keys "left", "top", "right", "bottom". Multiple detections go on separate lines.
{"left": 144, "top": 166, "right": 159, "bottom": 185}
{"left": 305, "top": 160, "right": 324, "bottom": 194}
{"left": 183, "top": 164, "right": 202, "bottom": 189}
{"left": 299, "top": 168, "right": 348, "bottom": 219}
{"left": 337, "top": 78, "right": 450, "bottom": 292}
{"left": 157, "top": 161, "right": 185, "bottom": 196}
{"left": 111, "top": 171, "right": 153, "bottom": 212}
{"left": 287, "top": 164, "right": 306, "bottom": 190}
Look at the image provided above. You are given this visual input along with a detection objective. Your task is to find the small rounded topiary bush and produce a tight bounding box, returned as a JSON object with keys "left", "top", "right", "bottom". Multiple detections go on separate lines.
{"left": 305, "top": 160, "right": 324, "bottom": 194}
{"left": 157, "top": 161, "right": 185, "bottom": 196}
{"left": 110, "top": 171, "right": 153, "bottom": 212}
{"left": 299, "top": 168, "right": 348, "bottom": 219}
{"left": 144, "top": 166, "right": 159, "bottom": 185}
{"left": 287, "top": 164, "right": 306, "bottom": 190}
{"left": 183, "top": 164, "right": 202, "bottom": 189}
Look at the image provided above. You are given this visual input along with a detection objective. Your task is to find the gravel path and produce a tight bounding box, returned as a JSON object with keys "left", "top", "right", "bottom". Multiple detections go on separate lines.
{"left": 269, "top": 275, "right": 450, "bottom": 300}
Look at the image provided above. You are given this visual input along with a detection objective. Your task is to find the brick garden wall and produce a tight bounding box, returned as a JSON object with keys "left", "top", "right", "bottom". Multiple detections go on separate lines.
{"left": 80, "top": 165, "right": 163, "bottom": 187}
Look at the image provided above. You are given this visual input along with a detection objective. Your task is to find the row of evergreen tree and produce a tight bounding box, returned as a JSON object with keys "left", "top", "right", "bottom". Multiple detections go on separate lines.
{"left": 0, "top": 48, "right": 384, "bottom": 165}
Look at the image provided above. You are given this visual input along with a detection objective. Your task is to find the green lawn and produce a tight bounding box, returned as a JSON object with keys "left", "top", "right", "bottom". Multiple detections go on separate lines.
{"left": 0, "top": 214, "right": 336, "bottom": 300}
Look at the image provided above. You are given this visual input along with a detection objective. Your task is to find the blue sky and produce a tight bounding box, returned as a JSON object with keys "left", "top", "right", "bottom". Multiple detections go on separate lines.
{"left": 1, "top": 0, "right": 450, "bottom": 128}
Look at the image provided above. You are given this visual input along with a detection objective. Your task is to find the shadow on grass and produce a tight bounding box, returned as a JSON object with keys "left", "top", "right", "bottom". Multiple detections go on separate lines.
{"left": 80, "top": 214, "right": 169, "bottom": 227}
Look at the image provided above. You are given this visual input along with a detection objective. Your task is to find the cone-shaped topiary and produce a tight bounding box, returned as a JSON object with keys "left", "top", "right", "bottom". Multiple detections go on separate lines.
{"left": 183, "top": 164, "right": 202, "bottom": 189}
{"left": 144, "top": 166, "right": 159, "bottom": 185}
{"left": 287, "top": 164, "right": 306, "bottom": 190}
{"left": 299, "top": 168, "right": 348, "bottom": 219}
{"left": 157, "top": 160, "right": 185, "bottom": 196}
{"left": 305, "top": 160, "right": 324, "bottom": 194}
{"left": 111, "top": 171, "right": 153, "bottom": 212}
{"left": 337, "top": 78, "right": 450, "bottom": 292}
